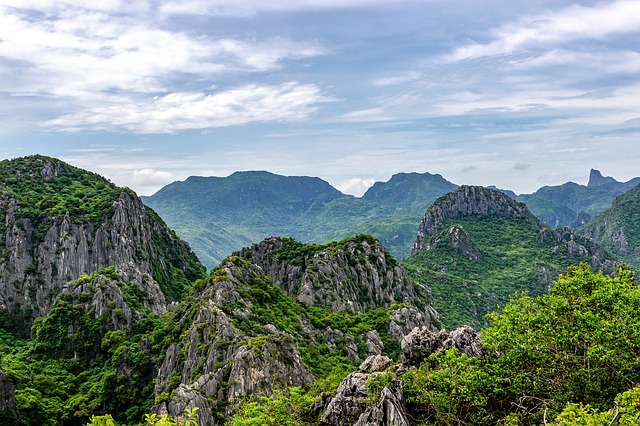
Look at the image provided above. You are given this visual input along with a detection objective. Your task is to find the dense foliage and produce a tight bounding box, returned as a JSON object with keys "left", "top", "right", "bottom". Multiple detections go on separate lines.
{"left": 0, "top": 155, "right": 122, "bottom": 244}
{"left": 402, "top": 214, "right": 608, "bottom": 329}
{"left": 0, "top": 270, "right": 176, "bottom": 425}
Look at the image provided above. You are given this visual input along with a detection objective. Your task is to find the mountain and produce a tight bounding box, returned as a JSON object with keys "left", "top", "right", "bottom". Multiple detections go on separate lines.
{"left": 143, "top": 171, "right": 457, "bottom": 267}
{"left": 0, "top": 160, "right": 439, "bottom": 426}
{"left": 516, "top": 169, "right": 640, "bottom": 228}
{"left": 578, "top": 183, "right": 640, "bottom": 268}
{"left": 0, "top": 155, "right": 205, "bottom": 334}
{"left": 142, "top": 171, "right": 349, "bottom": 267}
{"left": 402, "top": 186, "right": 614, "bottom": 329}
{"left": 152, "top": 235, "right": 440, "bottom": 423}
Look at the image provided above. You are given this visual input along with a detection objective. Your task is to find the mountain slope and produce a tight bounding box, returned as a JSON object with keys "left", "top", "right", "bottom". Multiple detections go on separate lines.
{"left": 578, "top": 183, "right": 640, "bottom": 268}
{"left": 142, "top": 171, "right": 349, "bottom": 267}
{"left": 143, "top": 171, "right": 458, "bottom": 267}
{"left": 0, "top": 155, "right": 205, "bottom": 333}
{"left": 403, "top": 186, "right": 614, "bottom": 329}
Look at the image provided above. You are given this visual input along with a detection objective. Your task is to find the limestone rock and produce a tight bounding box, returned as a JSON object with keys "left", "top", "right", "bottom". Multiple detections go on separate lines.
{"left": 401, "top": 325, "right": 486, "bottom": 366}
{"left": 353, "top": 381, "right": 409, "bottom": 426}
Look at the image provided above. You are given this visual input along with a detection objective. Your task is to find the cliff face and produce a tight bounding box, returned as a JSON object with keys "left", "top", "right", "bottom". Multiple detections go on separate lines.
{"left": 154, "top": 237, "right": 440, "bottom": 425}
{"left": 0, "top": 156, "right": 204, "bottom": 331}
{"left": 238, "top": 235, "right": 438, "bottom": 324}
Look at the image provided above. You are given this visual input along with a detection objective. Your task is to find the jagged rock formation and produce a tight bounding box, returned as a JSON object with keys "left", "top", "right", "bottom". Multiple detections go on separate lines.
{"left": 153, "top": 259, "right": 316, "bottom": 425}
{"left": 153, "top": 236, "right": 441, "bottom": 425}
{"left": 578, "top": 183, "right": 640, "bottom": 268}
{"left": 401, "top": 325, "right": 485, "bottom": 365}
{"left": 0, "top": 156, "right": 204, "bottom": 332}
{"left": 318, "top": 327, "right": 487, "bottom": 426}
{"left": 237, "top": 235, "right": 439, "bottom": 325}
{"left": 404, "top": 186, "right": 615, "bottom": 329}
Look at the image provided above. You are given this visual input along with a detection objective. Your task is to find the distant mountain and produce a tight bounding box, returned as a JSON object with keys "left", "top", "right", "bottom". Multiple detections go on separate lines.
{"left": 143, "top": 171, "right": 458, "bottom": 268}
{"left": 142, "top": 171, "right": 348, "bottom": 267}
{"left": 578, "top": 183, "right": 640, "bottom": 268}
{"left": 402, "top": 186, "right": 614, "bottom": 329}
{"left": 516, "top": 169, "right": 640, "bottom": 228}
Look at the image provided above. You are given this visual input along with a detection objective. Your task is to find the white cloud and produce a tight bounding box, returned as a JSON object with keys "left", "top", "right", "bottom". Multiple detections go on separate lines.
{"left": 0, "top": 2, "right": 329, "bottom": 132}
{"left": 133, "top": 168, "right": 175, "bottom": 186}
{"left": 336, "top": 177, "right": 376, "bottom": 196}
{"left": 445, "top": 0, "right": 640, "bottom": 62}
{"left": 371, "top": 71, "right": 421, "bottom": 86}
{"left": 41, "top": 82, "right": 333, "bottom": 133}
{"left": 159, "top": 0, "right": 435, "bottom": 17}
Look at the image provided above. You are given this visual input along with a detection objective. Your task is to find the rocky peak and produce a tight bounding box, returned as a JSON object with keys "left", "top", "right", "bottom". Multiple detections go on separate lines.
{"left": 412, "top": 186, "right": 541, "bottom": 254}
{"left": 587, "top": 169, "right": 617, "bottom": 188}
{"left": 237, "top": 235, "right": 439, "bottom": 326}
{"left": 0, "top": 156, "right": 204, "bottom": 332}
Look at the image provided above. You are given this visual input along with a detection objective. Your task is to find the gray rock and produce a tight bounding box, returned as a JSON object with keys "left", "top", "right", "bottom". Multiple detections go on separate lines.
{"left": 359, "top": 355, "right": 393, "bottom": 373}
{"left": 353, "top": 380, "right": 409, "bottom": 426}
{"left": 320, "top": 372, "right": 370, "bottom": 425}
{"left": 401, "top": 325, "right": 486, "bottom": 366}
{"left": 365, "top": 330, "right": 384, "bottom": 355}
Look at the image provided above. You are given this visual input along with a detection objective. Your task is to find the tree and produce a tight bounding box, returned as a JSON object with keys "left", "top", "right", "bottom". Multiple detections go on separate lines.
{"left": 483, "top": 263, "right": 640, "bottom": 422}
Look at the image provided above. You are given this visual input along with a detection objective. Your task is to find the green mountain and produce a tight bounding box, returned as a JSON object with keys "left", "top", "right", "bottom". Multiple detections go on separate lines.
{"left": 402, "top": 185, "right": 614, "bottom": 329}
{"left": 0, "top": 155, "right": 205, "bottom": 334}
{"left": 143, "top": 171, "right": 457, "bottom": 268}
{"left": 578, "top": 183, "right": 640, "bottom": 268}
{"left": 516, "top": 169, "right": 640, "bottom": 228}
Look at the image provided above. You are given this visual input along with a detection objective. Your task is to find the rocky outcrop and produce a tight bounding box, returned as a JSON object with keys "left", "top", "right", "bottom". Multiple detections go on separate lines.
{"left": 578, "top": 184, "right": 640, "bottom": 268}
{"left": 401, "top": 325, "right": 486, "bottom": 366}
{"left": 238, "top": 236, "right": 439, "bottom": 329}
{"left": 153, "top": 260, "right": 314, "bottom": 425}
{"left": 413, "top": 186, "right": 540, "bottom": 254}
{"left": 318, "top": 327, "right": 489, "bottom": 426}
{"left": 0, "top": 156, "right": 204, "bottom": 329}
{"left": 0, "top": 369, "right": 16, "bottom": 426}
{"left": 61, "top": 267, "right": 167, "bottom": 330}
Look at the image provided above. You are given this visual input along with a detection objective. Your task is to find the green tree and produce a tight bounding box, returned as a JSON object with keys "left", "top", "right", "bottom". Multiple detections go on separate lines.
{"left": 483, "top": 263, "right": 640, "bottom": 422}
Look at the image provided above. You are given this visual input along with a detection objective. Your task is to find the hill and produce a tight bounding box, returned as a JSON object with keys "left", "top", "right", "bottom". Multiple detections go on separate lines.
{"left": 402, "top": 186, "right": 614, "bottom": 329}
{"left": 578, "top": 183, "right": 640, "bottom": 268}
{"left": 143, "top": 171, "right": 457, "bottom": 267}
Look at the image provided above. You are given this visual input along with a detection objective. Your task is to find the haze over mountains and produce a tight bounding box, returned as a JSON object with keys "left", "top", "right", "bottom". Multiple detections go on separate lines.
{"left": 143, "top": 168, "right": 639, "bottom": 269}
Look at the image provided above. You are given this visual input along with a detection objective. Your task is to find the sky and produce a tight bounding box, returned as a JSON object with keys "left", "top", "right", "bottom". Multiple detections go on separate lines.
{"left": 0, "top": 0, "right": 639, "bottom": 196}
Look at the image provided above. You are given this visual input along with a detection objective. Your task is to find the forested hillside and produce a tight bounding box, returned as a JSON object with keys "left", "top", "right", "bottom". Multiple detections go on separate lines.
{"left": 402, "top": 186, "right": 614, "bottom": 328}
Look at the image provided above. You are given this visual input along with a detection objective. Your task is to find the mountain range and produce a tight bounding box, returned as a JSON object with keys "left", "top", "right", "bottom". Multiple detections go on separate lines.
{"left": 143, "top": 168, "right": 638, "bottom": 269}
{"left": 0, "top": 155, "right": 638, "bottom": 425}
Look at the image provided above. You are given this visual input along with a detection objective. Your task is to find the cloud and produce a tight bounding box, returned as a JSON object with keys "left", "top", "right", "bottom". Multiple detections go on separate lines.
{"left": 445, "top": 1, "right": 640, "bottom": 62}
{"left": 133, "top": 168, "right": 175, "bottom": 186}
{"left": 371, "top": 71, "right": 421, "bottom": 86}
{"left": 512, "top": 162, "right": 530, "bottom": 171}
{"left": 159, "top": 0, "right": 434, "bottom": 17}
{"left": 41, "top": 82, "right": 333, "bottom": 133}
{"left": 0, "top": 1, "right": 329, "bottom": 132}
{"left": 336, "top": 177, "right": 376, "bottom": 196}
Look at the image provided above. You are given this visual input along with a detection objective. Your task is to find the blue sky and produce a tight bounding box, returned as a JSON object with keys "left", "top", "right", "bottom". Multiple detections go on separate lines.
{"left": 1, "top": 0, "right": 639, "bottom": 196}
